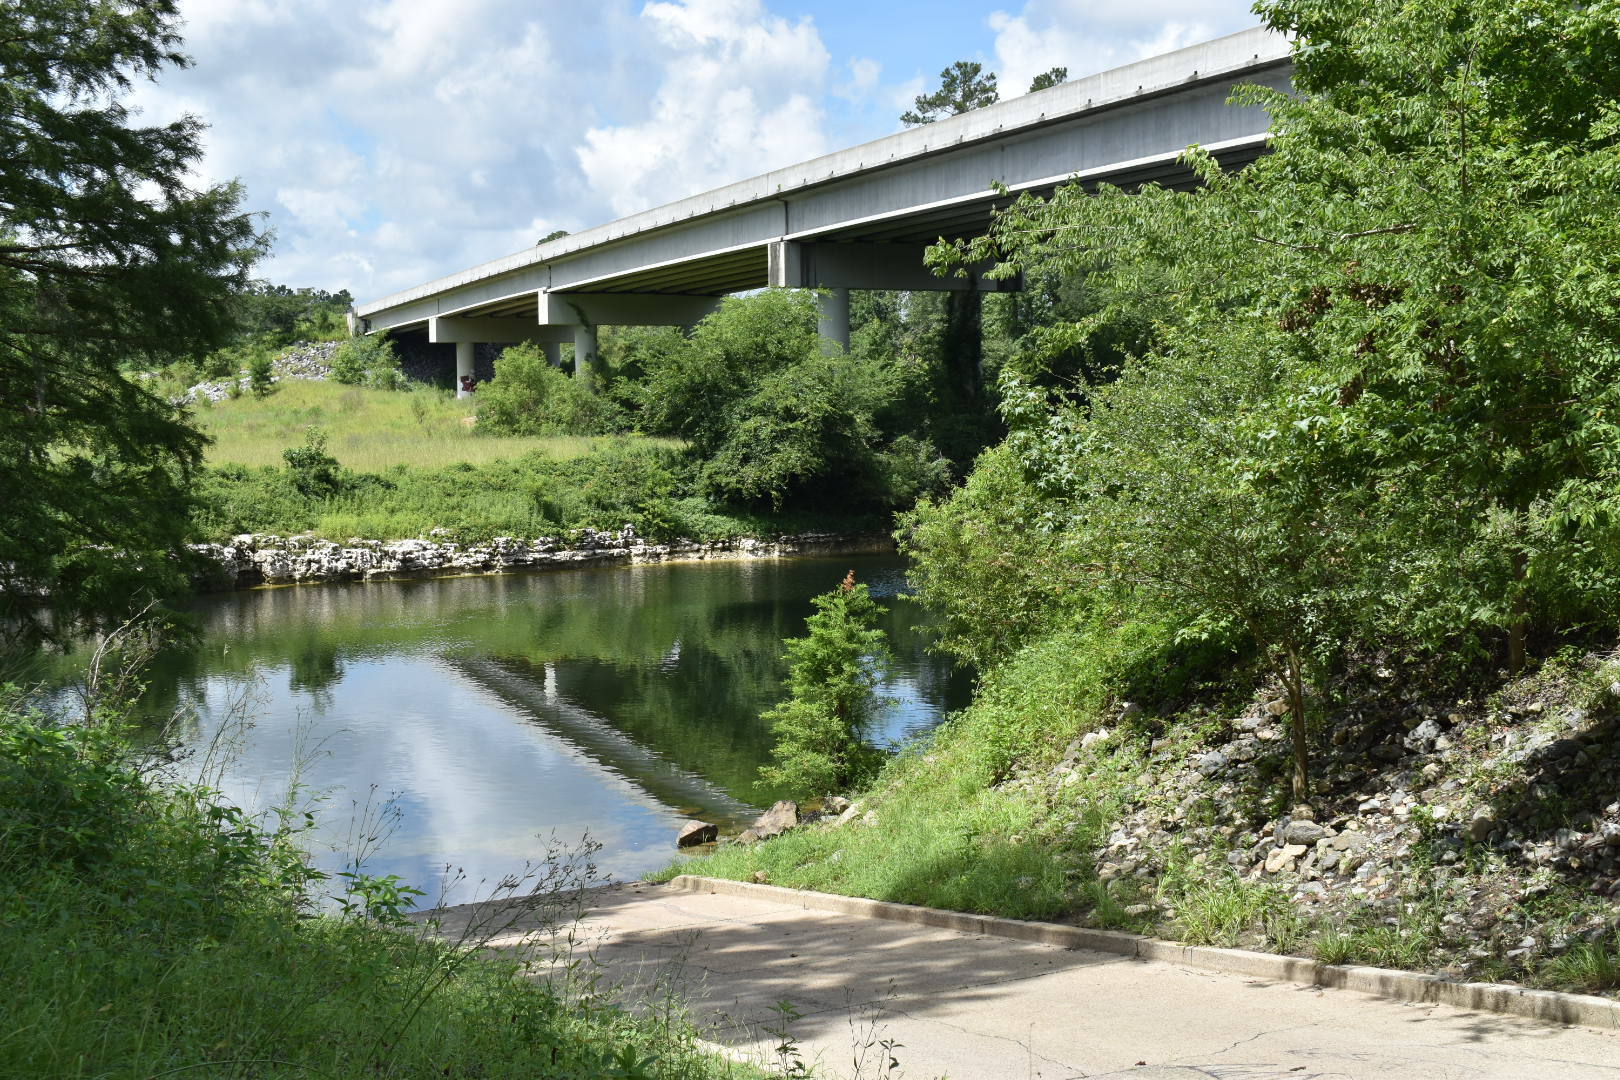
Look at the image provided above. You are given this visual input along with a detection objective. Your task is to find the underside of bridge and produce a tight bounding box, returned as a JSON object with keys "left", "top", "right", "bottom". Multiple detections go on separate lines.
{"left": 355, "top": 27, "right": 1292, "bottom": 395}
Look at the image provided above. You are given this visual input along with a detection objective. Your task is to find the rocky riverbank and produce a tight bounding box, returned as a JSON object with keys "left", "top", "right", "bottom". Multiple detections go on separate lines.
{"left": 990, "top": 652, "right": 1620, "bottom": 985}
{"left": 193, "top": 528, "right": 894, "bottom": 589}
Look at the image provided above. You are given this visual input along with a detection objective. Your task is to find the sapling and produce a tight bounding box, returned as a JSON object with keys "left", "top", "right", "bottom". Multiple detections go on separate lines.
{"left": 760, "top": 571, "right": 890, "bottom": 798}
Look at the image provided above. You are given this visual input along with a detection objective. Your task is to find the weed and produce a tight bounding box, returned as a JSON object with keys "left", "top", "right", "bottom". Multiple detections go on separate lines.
{"left": 1540, "top": 942, "right": 1620, "bottom": 994}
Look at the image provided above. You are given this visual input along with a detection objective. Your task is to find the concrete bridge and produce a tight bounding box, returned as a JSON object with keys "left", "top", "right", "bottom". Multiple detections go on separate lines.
{"left": 354, "top": 26, "right": 1292, "bottom": 395}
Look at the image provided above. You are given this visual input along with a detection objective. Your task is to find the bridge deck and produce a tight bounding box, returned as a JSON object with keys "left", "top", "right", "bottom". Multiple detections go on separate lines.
{"left": 357, "top": 27, "right": 1292, "bottom": 336}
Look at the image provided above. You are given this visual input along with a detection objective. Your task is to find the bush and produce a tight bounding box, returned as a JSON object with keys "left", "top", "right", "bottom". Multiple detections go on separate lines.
{"left": 330, "top": 334, "right": 405, "bottom": 389}
{"left": 281, "top": 426, "right": 342, "bottom": 498}
{"left": 247, "top": 350, "right": 276, "bottom": 398}
{"left": 478, "top": 343, "right": 624, "bottom": 436}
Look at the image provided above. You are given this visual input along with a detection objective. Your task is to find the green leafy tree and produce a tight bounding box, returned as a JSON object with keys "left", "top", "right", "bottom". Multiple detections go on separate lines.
{"left": 926, "top": 0, "right": 1620, "bottom": 800}
{"left": 229, "top": 283, "right": 352, "bottom": 346}
{"left": 640, "top": 292, "right": 948, "bottom": 511}
{"left": 0, "top": 0, "right": 263, "bottom": 650}
{"left": 1028, "top": 66, "right": 1067, "bottom": 93}
{"left": 477, "top": 342, "right": 624, "bottom": 435}
{"left": 901, "top": 60, "right": 998, "bottom": 126}
{"left": 760, "top": 572, "right": 891, "bottom": 797}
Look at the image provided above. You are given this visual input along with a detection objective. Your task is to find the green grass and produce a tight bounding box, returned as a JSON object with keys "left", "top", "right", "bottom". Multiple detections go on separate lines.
{"left": 0, "top": 695, "right": 752, "bottom": 1080}
{"left": 192, "top": 379, "right": 673, "bottom": 470}
{"left": 1539, "top": 942, "right": 1620, "bottom": 994}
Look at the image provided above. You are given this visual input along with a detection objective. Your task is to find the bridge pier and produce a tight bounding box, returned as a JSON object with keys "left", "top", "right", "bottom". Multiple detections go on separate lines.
{"left": 543, "top": 341, "right": 562, "bottom": 368}
{"left": 573, "top": 325, "right": 599, "bottom": 389}
{"left": 455, "top": 342, "right": 475, "bottom": 399}
{"left": 817, "top": 288, "right": 850, "bottom": 354}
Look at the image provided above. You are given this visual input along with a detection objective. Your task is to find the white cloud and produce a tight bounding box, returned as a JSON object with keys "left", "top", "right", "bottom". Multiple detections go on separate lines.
{"left": 577, "top": 0, "right": 831, "bottom": 217}
{"left": 988, "top": 0, "right": 1257, "bottom": 99}
{"left": 114, "top": 0, "right": 1259, "bottom": 303}
{"left": 835, "top": 57, "right": 883, "bottom": 102}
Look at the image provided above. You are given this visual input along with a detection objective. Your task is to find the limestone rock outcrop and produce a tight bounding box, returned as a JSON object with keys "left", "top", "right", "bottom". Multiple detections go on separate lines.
{"left": 194, "top": 530, "right": 891, "bottom": 589}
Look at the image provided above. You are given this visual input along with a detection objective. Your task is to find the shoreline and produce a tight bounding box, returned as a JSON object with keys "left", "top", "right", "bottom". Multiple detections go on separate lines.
{"left": 193, "top": 529, "right": 897, "bottom": 590}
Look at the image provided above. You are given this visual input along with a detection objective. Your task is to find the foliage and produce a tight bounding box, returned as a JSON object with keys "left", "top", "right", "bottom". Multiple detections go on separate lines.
{"left": 899, "top": 443, "right": 1090, "bottom": 670}
{"left": 479, "top": 341, "right": 626, "bottom": 435}
{"left": 330, "top": 332, "right": 406, "bottom": 390}
{"left": 923, "top": 0, "right": 1620, "bottom": 799}
{"left": 1028, "top": 67, "right": 1067, "bottom": 93}
{"left": 0, "top": 0, "right": 263, "bottom": 650}
{"left": 0, "top": 691, "right": 751, "bottom": 1080}
{"left": 901, "top": 60, "right": 998, "bottom": 125}
{"left": 641, "top": 291, "right": 951, "bottom": 512}
{"left": 281, "top": 425, "right": 343, "bottom": 498}
{"left": 760, "top": 572, "right": 891, "bottom": 797}
{"left": 247, "top": 349, "right": 276, "bottom": 398}
{"left": 229, "top": 282, "right": 352, "bottom": 346}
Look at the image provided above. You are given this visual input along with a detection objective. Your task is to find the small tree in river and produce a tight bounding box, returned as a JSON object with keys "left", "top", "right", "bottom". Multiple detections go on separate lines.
{"left": 760, "top": 572, "right": 891, "bottom": 798}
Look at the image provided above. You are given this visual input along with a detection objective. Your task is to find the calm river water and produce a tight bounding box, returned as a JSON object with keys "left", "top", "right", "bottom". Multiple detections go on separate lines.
{"left": 110, "top": 555, "right": 969, "bottom": 906}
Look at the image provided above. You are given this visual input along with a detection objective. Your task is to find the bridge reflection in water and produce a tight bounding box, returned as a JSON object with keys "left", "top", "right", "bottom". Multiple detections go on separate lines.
{"left": 108, "top": 555, "right": 969, "bottom": 907}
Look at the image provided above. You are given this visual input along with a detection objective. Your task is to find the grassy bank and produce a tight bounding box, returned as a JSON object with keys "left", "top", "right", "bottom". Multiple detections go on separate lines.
{"left": 190, "top": 383, "right": 884, "bottom": 544}
{"left": 661, "top": 622, "right": 1620, "bottom": 997}
{"left": 192, "top": 379, "right": 666, "bottom": 471}
{"left": 0, "top": 689, "right": 752, "bottom": 1080}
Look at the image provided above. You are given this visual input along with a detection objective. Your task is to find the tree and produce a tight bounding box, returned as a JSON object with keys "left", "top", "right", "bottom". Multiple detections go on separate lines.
{"left": 1028, "top": 67, "right": 1067, "bottom": 93}
{"left": 900, "top": 62, "right": 1001, "bottom": 460}
{"left": 901, "top": 60, "right": 998, "bottom": 126}
{"left": 0, "top": 1, "right": 264, "bottom": 650}
{"left": 928, "top": 0, "right": 1620, "bottom": 801}
{"left": 639, "top": 292, "right": 948, "bottom": 511}
{"left": 760, "top": 572, "right": 890, "bottom": 797}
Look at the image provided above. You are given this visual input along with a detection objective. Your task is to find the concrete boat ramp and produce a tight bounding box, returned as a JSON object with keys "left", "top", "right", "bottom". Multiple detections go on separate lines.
{"left": 428, "top": 879, "right": 1620, "bottom": 1079}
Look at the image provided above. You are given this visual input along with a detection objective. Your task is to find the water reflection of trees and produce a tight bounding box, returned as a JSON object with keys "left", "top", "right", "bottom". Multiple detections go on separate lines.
{"left": 54, "top": 557, "right": 971, "bottom": 804}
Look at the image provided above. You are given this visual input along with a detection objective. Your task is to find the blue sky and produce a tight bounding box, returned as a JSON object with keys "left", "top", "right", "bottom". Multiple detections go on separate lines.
{"left": 130, "top": 0, "right": 1260, "bottom": 300}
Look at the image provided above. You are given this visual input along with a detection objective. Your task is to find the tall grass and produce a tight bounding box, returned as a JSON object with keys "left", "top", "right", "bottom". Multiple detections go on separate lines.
{"left": 192, "top": 380, "right": 674, "bottom": 470}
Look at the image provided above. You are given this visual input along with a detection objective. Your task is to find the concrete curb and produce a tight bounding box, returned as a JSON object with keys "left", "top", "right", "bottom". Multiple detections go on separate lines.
{"left": 667, "top": 874, "right": 1620, "bottom": 1031}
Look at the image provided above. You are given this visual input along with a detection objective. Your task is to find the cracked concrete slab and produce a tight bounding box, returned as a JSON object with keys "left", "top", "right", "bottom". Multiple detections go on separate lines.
{"left": 432, "top": 883, "right": 1620, "bottom": 1080}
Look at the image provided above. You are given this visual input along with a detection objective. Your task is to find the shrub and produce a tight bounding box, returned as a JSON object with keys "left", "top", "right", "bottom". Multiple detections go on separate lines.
{"left": 330, "top": 334, "right": 404, "bottom": 389}
{"left": 282, "top": 426, "right": 342, "bottom": 498}
{"left": 478, "top": 343, "right": 624, "bottom": 436}
{"left": 247, "top": 349, "right": 276, "bottom": 398}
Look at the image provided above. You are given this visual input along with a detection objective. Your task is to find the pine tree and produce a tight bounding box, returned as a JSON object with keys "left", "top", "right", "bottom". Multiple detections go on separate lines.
{"left": 760, "top": 571, "right": 890, "bottom": 797}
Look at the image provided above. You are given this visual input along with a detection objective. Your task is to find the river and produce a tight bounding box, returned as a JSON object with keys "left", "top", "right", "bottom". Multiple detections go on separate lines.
{"left": 99, "top": 554, "right": 969, "bottom": 907}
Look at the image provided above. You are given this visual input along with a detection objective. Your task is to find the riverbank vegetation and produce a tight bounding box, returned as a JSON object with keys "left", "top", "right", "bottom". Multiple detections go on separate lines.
{"left": 0, "top": 688, "right": 752, "bottom": 1080}
{"left": 194, "top": 379, "right": 659, "bottom": 471}
{"left": 181, "top": 287, "right": 967, "bottom": 545}
{"left": 674, "top": 0, "right": 1620, "bottom": 994}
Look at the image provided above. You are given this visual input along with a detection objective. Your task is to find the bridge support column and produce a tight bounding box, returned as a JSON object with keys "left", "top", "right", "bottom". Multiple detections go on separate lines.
{"left": 817, "top": 288, "right": 850, "bottom": 354}
{"left": 573, "top": 325, "right": 598, "bottom": 389}
{"left": 542, "top": 341, "right": 562, "bottom": 368}
{"left": 455, "top": 342, "right": 475, "bottom": 399}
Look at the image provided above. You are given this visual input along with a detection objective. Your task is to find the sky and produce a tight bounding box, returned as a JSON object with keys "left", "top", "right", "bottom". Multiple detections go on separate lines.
{"left": 126, "top": 0, "right": 1261, "bottom": 303}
